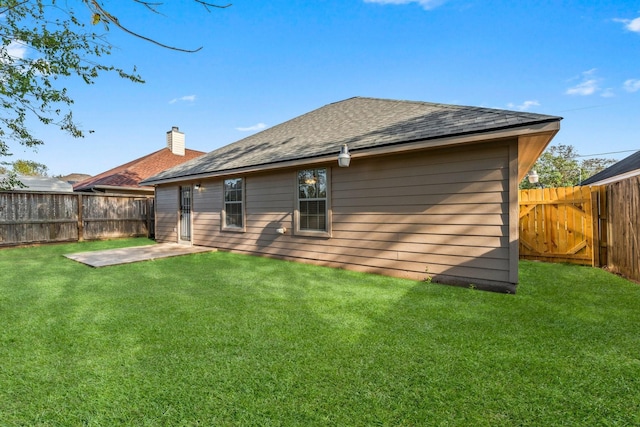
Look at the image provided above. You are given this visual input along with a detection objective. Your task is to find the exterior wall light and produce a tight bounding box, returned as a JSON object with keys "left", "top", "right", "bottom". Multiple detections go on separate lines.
{"left": 276, "top": 227, "right": 287, "bottom": 235}
{"left": 194, "top": 183, "right": 201, "bottom": 190}
{"left": 527, "top": 170, "right": 539, "bottom": 185}
{"left": 337, "top": 144, "right": 351, "bottom": 167}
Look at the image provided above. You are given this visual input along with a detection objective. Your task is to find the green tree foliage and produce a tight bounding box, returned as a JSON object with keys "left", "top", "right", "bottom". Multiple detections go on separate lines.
{"left": 0, "top": 0, "right": 229, "bottom": 190}
{"left": 520, "top": 144, "right": 617, "bottom": 189}
{"left": 580, "top": 157, "right": 619, "bottom": 180}
{"left": 8, "top": 159, "right": 49, "bottom": 176}
{"left": 1, "top": 1, "right": 143, "bottom": 157}
{"left": 0, "top": 159, "right": 48, "bottom": 188}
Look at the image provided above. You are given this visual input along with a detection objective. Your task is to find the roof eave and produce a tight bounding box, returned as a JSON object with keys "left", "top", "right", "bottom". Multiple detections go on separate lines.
{"left": 84, "top": 184, "right": 155, "bottom": 194}
{"left": 582, "top": 168, "right": 640, "bottom": 186}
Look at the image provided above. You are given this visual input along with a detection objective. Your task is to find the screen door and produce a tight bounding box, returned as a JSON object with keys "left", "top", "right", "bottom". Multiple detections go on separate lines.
{"left": 180, "top": 186, "right": 191, "bottom": 241}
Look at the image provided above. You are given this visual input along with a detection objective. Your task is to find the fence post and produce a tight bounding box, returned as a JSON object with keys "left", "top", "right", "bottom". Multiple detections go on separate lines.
{"left": 146, "top": 197, "right": 151, "bottom": 238}
{"left": 77, "top": 193, "right": 84, "bottom": 242}
{"left": 599, "top": 186, "right": 608, "bottom": 268}
{"left": 590, "top": 186, "right": 599, "bottom": 267}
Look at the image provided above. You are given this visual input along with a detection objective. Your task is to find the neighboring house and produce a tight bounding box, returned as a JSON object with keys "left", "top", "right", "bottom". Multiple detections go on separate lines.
{"left": 142, "top": 97, "right": 561, "bottom": 292}
{"left": 581, "top": 150, "right": 640, "bottom": 186}
{"left": 73, "top": 127, "right": 205, "bottom": 195}
{"left": 0, "top": 175, "right": 73, "bottom": 192}
{"left": 59, "top": 173, "right": 92, "bottom": 185}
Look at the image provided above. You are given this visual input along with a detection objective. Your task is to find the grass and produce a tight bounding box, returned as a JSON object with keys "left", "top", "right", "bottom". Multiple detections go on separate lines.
{"left": 1, "top": 238, "right": 639, "bottom": 426}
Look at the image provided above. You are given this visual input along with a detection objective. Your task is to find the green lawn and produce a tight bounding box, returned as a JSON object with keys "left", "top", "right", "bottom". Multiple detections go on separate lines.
{"left": 1, "top": 238, "right": 639, "bottom": 426}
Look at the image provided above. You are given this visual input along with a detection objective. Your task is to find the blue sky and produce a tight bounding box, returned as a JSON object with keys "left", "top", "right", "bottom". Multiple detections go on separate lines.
{"left": 13, "top": 0, "right": 640, "bottom": 176}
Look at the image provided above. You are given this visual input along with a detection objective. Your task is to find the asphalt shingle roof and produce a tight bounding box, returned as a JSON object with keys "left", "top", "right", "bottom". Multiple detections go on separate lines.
{"left": 580, "top": 150, "right": 640, "bottom": 185}
{"left": 74, "top": 147, "right": 205, "bottom": 191}
{"left": 143, "top": 97, "right": 561, "bottom": 183}
{"left": 0, "top": 175, "right": 73, "bottom": 192}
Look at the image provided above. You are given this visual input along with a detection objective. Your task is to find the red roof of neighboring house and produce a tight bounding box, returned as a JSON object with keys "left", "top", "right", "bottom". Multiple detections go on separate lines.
{"left": 73, "top": 148, "right": 205, "bottom": 192}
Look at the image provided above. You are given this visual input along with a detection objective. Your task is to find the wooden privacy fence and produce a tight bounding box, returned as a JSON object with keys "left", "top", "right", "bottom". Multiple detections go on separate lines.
{"left": 605, "top": 177, "right": 640, "bottom": 282}
{"left": 519, "top": 186, "right": 601, "bottom": 266}
{"left": 0, "top": 192, "right": 154, "bottom": 247}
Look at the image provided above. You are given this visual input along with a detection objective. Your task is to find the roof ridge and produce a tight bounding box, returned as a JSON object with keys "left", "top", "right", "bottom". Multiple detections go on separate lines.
{"left": 335, "top": 97, "right": 560, "bottom": 120}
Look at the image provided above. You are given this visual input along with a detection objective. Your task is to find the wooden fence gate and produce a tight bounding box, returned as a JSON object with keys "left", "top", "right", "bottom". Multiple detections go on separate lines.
{"left": 519, "top": 186, "right": 602, "bottom": 266}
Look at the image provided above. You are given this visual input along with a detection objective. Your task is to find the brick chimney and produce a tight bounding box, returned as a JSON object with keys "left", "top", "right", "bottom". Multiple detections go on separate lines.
{"left": 166, "top": 126, "right": 185, "bottom": 156}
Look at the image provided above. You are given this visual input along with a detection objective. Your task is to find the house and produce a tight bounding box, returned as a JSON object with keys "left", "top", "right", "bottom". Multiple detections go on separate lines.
{"left": 142, "top": 97, "right": 561, "bottom": 292}
{"left": 59, "top": 173, "right": 92, "bottom": 185}
{"left": 73, "top": 127, "right": 205, "bottom": 195}
{"left": 580, "top": 150, "right": 640, "bottom": 186}
{"left": 0, "top": 175, "right": 73, "bottom": 192}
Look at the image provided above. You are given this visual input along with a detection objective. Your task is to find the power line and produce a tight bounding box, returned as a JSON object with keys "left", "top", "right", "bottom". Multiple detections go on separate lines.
{"left": 575, "top": 149, "right": 640, "bottom": 158}
{"left": 556, "top": 102, "right": 620, "bottom": 113}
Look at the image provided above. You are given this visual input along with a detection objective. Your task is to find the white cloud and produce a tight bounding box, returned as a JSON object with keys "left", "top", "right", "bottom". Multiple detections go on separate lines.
{"left": 614, "top": 17, "right": 640, "bottom": 33}
{"left": 1, "top": 41, "right": 53, "bottom": 78}
{"left": 623, "top": 79, "right": 640, "bottom": 92}
{"left": 565, "top": 69, "right": 600, "bottom": 96}
{"left": 601, "top": 88, "right": 616, "bottom": 98}
{"left": 169, "top": 95, "right": 196, "bottom": 104}
{"left": 363, "top": 0, "right": 446, "bottom": 10}
{"left": 507, "top": 100, "right": 540, "bottom": 111}
{"left": 6, "top": 40, "right": 27, "bottom": 60}
{"left": 566, "top": 79, "right": 599, "bottom": 96}
{"left": 236, "top": 123, "right": 266, "bottom": 132}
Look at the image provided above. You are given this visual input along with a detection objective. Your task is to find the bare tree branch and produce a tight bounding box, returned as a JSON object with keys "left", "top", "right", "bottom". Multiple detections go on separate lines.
{"left": 132, "top": 0, "right": 165, "bottom": 15}
{"left": 195, "top": 0, "right": 232, "bottom": 9}
{"left": 87, "top": 0, "right": 205, "bottom": 52}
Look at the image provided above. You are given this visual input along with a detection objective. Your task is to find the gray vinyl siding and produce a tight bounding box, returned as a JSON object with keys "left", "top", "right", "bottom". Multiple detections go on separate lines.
{"left": 329, "top": 143, "right": 512, "bottom": 287}
{"left": 191, "top": 171, "right": 294, "bottom": 249}
{"left": 192, "top": 181, "right": 222, "bottom": 246}
{"left": 154, "top": 186, "right": 179, "bottom": 243}
{"left": 159, "top": 140, "right": 517, "bottom": 291}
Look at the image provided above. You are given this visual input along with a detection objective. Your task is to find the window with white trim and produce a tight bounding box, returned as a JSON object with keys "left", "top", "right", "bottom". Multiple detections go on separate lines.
{"left": 297, "top": 168, "right": 329, "bottom": 234}
{"left": 223, "top": 178, "right": 244, "bottom": 230}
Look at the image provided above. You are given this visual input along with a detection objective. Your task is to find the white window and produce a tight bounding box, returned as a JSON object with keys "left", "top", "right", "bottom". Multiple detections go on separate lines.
{"left": 296, "top": 168, "right": 330, "bottom": 236}
{"left": 223, "top": 178, "right": 244, "bottom": 231}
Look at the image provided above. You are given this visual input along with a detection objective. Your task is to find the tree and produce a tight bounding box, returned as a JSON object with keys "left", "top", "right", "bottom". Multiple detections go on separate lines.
{"left": 0, "top": 0, "right": 229, "bottom": 189}
{"left": 580, "top": 157, "right": 618, "bottom": 180}
{"left": 11, "top": 159, "right": 49, "bottom": 176}
{"left": 520, "top": 144, "right": 617, "bottom": 189}
{"left": 0, "top": 158, "right": 48, "bottom": 188}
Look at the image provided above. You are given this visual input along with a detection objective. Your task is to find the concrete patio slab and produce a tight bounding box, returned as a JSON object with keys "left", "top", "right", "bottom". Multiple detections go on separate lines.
{"left": 65, "top": 243, "right": 216, "bottom": 267}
